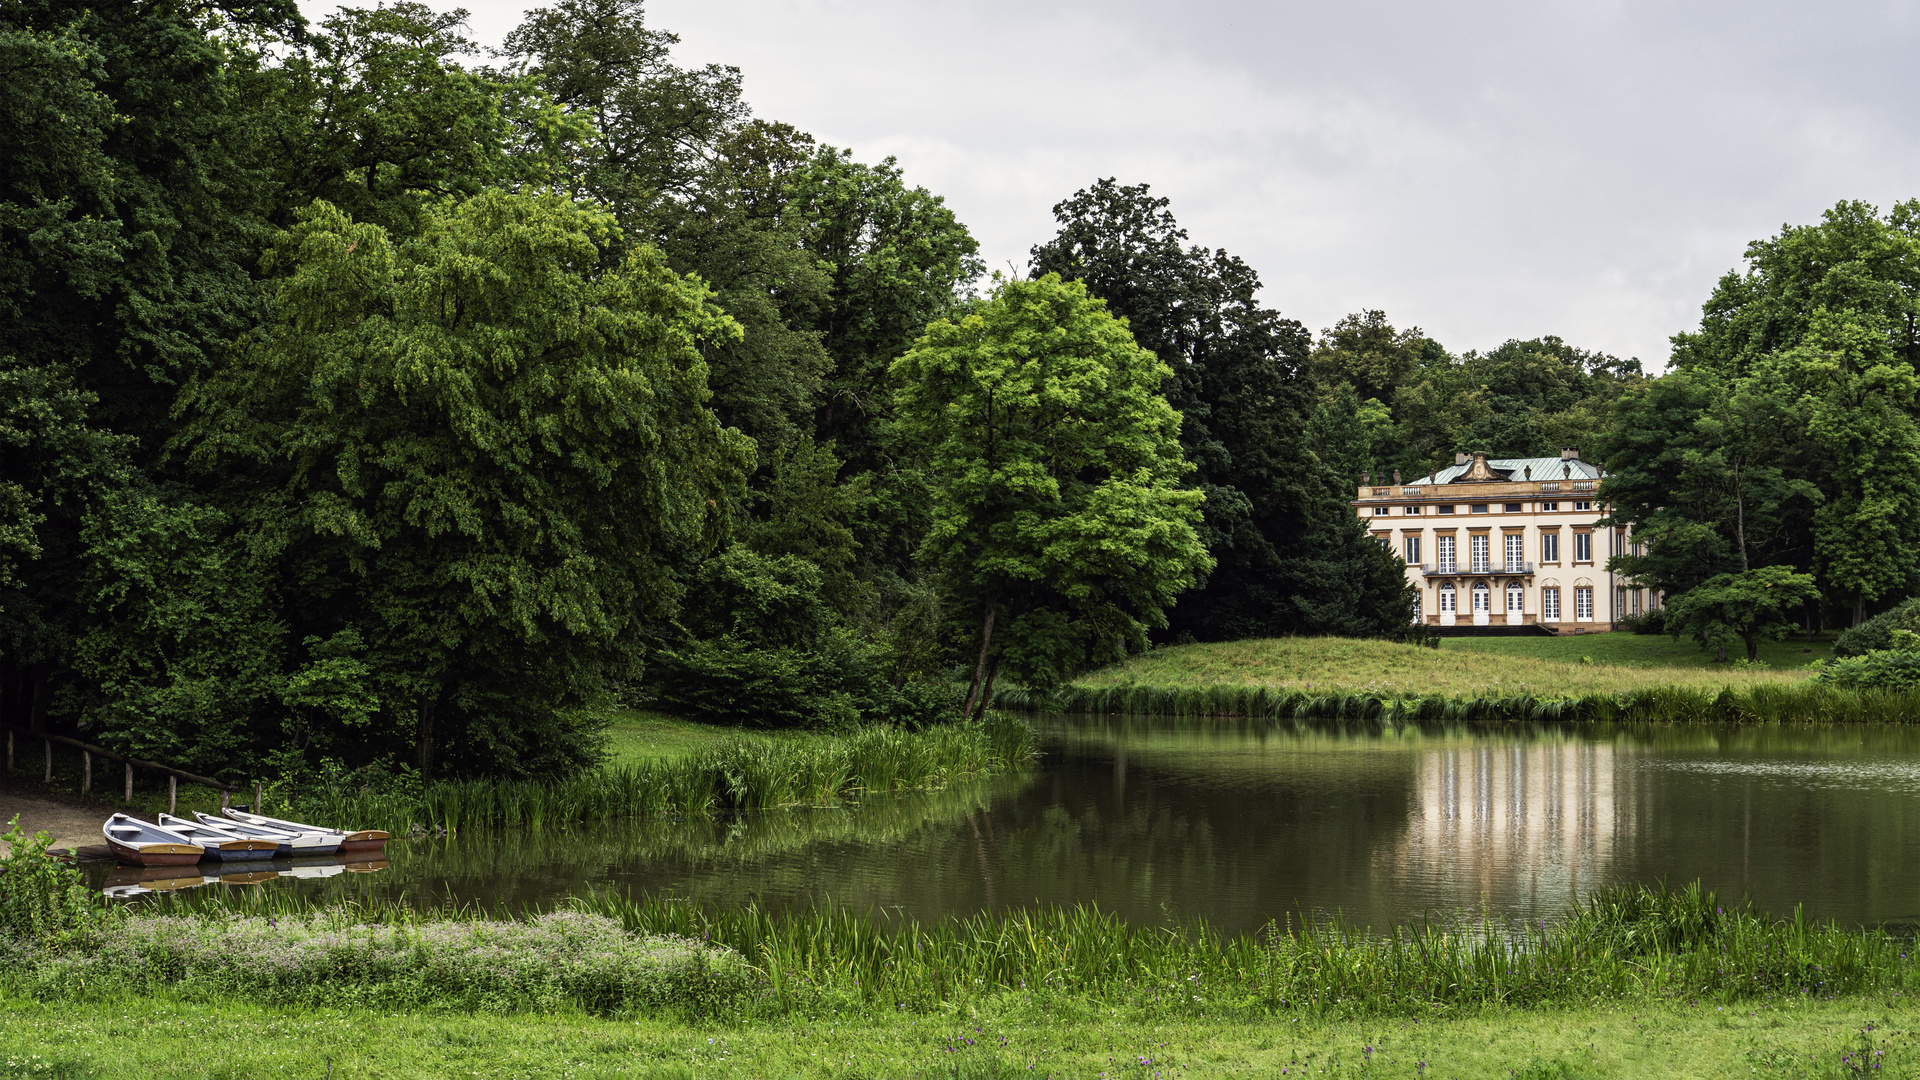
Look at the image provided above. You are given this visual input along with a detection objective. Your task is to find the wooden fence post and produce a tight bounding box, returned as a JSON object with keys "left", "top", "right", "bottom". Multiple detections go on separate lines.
{"left": 5, "top": 730, "right": 11, "bottom": 771}
{"left": 169, "top": 775, "right": 177, "bottom": 815}
{"left": 43, "top": 738, "right": 51, "bottom": 783}
{"left": 254, "top": 781, "right": 263, "bottom": 812}
{"left": 220, "top": 788, "right": 229, "bottom": 811}
{"left": 124, "top": 762, "right": 133, "bottom": 805}
{"left": 81, "top": 750, "right": 90, "bottom": 794}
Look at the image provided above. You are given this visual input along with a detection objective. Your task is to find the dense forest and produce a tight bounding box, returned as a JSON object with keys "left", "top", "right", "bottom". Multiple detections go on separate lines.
{"left": 5, "top": 0, "right": 1910, "bottom": 782}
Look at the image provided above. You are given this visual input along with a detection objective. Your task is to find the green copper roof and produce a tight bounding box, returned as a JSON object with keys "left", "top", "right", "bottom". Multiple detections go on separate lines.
{"left": 1409, "top": 456, "right": 1599, "bottom": 486}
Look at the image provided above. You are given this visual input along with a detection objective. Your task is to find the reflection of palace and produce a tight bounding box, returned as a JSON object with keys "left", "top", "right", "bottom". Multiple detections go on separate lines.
{"left": 1380, "top": 740, "right": 1637, "bottom": 912}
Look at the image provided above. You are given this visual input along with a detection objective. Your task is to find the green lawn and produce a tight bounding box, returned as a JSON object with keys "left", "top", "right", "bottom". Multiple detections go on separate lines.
{"left": 1, "top": 990, "right": 1910, "bottom": 1078}
{"left": 602, "top": 708, "right": 788, "bottom": 767}
{"left": 1441, "top": 628, "right": 1836, "bottom": 669}
{"left": 1071, "top": 636, "right": 1812, "bottom": 699}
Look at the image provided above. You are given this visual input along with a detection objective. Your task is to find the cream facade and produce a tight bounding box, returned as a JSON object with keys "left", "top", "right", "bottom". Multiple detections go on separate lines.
{"left": 1354, "top": 450, "right": 1657, "bottom": 633}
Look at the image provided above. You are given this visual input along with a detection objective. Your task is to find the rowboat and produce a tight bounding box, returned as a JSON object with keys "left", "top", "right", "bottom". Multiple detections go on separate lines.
{"left": 102, "top": 815, "right": 204, "bottom": 867}
{"left": 222, "top": 809, "right": 387, "bottom": 854}
{"left": 192, "top": 812, "right": 338, "bottom": 856}
{"left": 154, "top": 813, "right": 278, "bottom": 861}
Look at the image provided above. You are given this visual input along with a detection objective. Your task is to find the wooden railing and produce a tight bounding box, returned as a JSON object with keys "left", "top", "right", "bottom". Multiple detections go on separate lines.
{"left": 4, "top": 727, "right": 260, "bottom": 815}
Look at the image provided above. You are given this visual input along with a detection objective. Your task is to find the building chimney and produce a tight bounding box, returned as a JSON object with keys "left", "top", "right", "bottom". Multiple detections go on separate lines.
{"left": 1455, "top": 452, "right": 1470, "bottom": 466}
{"left": 1560, "top": 447, "right": 1578, "bottom": 460}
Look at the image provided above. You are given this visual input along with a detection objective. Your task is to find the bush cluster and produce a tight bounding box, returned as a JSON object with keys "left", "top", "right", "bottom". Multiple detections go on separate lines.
{"left": 1832, "top": 597, "right": 1920, "bottom": 657}
{"left": 1816, "top": 629, "right": 1920, "bottom": 690}
{"left": 0, "top": 820, "right": 94, "bottom": 945}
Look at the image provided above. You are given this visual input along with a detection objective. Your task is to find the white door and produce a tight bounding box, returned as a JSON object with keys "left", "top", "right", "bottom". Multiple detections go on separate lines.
{"left": 1439, "top": 583, "right": 1456, "bottom": 626}
{"left": 1506, "top": 582, "right": 1524, "bottom": 625}
{"left": 1471, "top": 581, "right": 1491, "bottom": 625}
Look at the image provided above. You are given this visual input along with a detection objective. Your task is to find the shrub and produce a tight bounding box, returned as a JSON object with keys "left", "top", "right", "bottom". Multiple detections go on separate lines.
{"left": 1816, "top": 630, "right": 1920, "bottom": 690}
{"left": 0, "top": 819, "right": 95, "bottom": 945}
{"left": 1833, "top": 597, "right": 1920, "bottom": 657}
{"left": 1618, "top": 608, "right": 1666, "bottom": 635}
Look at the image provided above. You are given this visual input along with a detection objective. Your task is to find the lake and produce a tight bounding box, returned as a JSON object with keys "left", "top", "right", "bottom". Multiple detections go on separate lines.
{"left": 105, "top": 716, "right": 1920, "bottom": 933}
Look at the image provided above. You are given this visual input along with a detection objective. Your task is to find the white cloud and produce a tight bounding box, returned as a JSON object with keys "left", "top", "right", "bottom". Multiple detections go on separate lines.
{"left": 302, "top": 0, "right": 1920, "bottom": 367}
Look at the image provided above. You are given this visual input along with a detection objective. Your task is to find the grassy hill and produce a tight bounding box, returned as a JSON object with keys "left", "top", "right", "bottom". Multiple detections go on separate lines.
{"left": 1071, "top": 634, "right": 1818, "bottom": 699}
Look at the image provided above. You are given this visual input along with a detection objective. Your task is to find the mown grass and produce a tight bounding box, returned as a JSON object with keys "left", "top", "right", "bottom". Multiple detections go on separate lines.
{"left": 1, "top": 991, "right": 1915, "bottom": 1078}
{"left": 603, "top": 707, "right": 786, "bottom": 767}
{"left": 1070, "top": 638, "right": 1808, "bottom": 699}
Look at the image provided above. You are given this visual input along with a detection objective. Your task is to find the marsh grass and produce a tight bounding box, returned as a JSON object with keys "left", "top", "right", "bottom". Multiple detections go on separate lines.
{"left": 109, "top": 881, "right": 1920, "bottom": 1020}
{"left": 289, "top": 714, "right": 1037, "bottom": 835}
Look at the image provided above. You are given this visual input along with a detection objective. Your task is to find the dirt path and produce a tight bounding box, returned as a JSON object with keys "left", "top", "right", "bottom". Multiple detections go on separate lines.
{"left": 0, "top": 774, "right": 108, "bottom": 855}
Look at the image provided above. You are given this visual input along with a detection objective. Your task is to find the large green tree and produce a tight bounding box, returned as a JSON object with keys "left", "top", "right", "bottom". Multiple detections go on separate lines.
{"left": 166, "top": 190, "right": 752, "bottom": 776}
{"left": 893, "top": 274, "right": 1211, "bottom": 712}
{"left": 1031, "top": 180, "right": 1413, "bottom": 641}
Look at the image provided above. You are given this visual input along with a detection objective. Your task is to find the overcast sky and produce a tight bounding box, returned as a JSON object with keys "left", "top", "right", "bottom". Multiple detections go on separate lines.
{"left": 302, "top": 1, "right": 1920, "bottom": 368}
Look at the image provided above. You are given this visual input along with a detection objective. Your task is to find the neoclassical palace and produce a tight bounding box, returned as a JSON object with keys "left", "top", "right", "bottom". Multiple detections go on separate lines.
{"left": 1355, "top": 450, "right": 1657, "bottom": 632}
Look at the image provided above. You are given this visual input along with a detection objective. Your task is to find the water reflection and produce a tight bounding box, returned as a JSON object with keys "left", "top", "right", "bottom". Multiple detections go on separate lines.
{"left": 99, "top": 717, "right": 1920, "bottom": 932}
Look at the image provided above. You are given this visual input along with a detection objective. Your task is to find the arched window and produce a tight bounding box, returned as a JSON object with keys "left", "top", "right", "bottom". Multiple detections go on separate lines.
{"left": 1439, "top": 583, "right": 1456, "bottom": 612}
{"left": 1506, "top": 581, "right": 1524, "bottom": 613}
{"left": 1471, "top": 580, "right": 1491, "bottom": 612}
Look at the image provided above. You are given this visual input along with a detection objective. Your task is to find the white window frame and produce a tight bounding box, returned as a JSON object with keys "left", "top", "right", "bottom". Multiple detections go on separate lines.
{"left": 1438, "top": 535, "right": 1456, "bottom": 573}
{"left": 1504, "top": 534, "right": 1524, "bottom": 572}
{"left": 1574, "top": 532, "right": 1593, "bottom": 562}
{"left": 1544, "top": 587, "right": 1561, "bottom": 620}
{"left": 1404, "top": 536, "right": 1421, "bottom": 564}
{"left": 1541, "top": 533, "right": 1559, "bottom": 563}
{"left": 1506, "top": 582, "right": 1524, "bottom": 613}
{"left": 1440, "top": 583, "right": 1457, "bottom": 612}
{"left": 1471, "top": 580, "right": 1491, "bottom": 612}
{"left": 1575, "top": 586, "right": 1594, "bottom": 621}
{"left": 1470, "top": 534, "right": 1490, "bottom": 573}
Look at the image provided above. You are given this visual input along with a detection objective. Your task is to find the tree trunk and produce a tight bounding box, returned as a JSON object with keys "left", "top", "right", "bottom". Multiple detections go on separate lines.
{"left": 1743, "top": 633, "right": 1759, "bottom": 663}
{"left": 1714, "top": 644, "right": 1728, "bottom": 663}
{"left": 975, "top": 655, "right": 1002, "bottom": 721}
{"left": 1854, "top": 592, "right": 1868, "bottom": 628}
{"left": 961, "top": 598, "right": 999, "bottom": 720}
{"left": 416, "top": 698, "right": 437, "bottom": 778}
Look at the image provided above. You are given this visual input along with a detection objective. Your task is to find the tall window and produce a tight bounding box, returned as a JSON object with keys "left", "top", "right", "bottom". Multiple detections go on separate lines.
{"left": 1440, "top": 583, "right": 1456, "bottom": 612}
{"left": 1541, "top": 533, "right": 1559, "bottom": 562}
{"left": 1506, "top": 582, "right": 1524, "bottom": 613}
{"left": 1470, "top": 534, "right": 1490, "bottom": 573}
{"left": 1573, "top": 532, "right": 1592, "bottom": 562}
{"left": 1404, "top": 536, "right": 1422, "bottom": 564}
{"left": 1544, "top": 587, "right": 1561, "bottom": 620}
{"left": 1575, "top": 586, "right": 1594, "bottom": 620}
{"left": 1471, "top": 580, "right": 1491, "bottom": 612}
{"left": 1504, "top": 534, "right": 1524, "bottom": 571}
{"left": 1438, "top": 536, "right": 1456, "bottom": 573}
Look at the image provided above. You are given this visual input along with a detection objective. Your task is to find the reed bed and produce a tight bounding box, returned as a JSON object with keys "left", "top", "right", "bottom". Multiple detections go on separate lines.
{"left": 994, "top": 681, "right": 1920, "bottom": 725}
{"left": 287, "top": 715, "right": 1036, "bottom": 836}
{"left": 124, "top": 882, "right": 1920, "bottom": 1018}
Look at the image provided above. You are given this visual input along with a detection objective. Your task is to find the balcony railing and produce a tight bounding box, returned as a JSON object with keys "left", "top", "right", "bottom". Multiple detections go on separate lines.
{"left": 1418, "top": 562, "right": 1536, "bottom": 577}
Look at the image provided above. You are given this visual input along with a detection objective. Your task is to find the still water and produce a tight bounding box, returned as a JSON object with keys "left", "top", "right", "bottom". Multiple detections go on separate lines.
{"left": 110, "top": 717, "right": 1920, "bottom": 932}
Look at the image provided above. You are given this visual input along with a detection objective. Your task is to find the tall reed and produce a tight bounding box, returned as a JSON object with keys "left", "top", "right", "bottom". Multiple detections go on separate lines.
{"left": 288, "top": 713, "right": 1037, "bottom": 835}
{"left": 129, "top": 880, "right": 1920, "bottom": 1017}
{"left": 993, "top": 682, "right": 1920, "bottom": 726}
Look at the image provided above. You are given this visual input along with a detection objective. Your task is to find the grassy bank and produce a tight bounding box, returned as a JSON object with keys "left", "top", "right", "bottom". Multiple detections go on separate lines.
{"left": 997, "top": 637, "right": 1920, "bottom": 724}
{"left": 1071, "top": 638, "right": 1808, "bottom": 698}
{"left": 2, "top": 991, "right": 1912, "bottom": 1078}
{"left": 283, "top": 714, "right": 1036, "bottom": 836}
{"left": 1442, "top": 631, "right": 1835, "bottom": 669}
